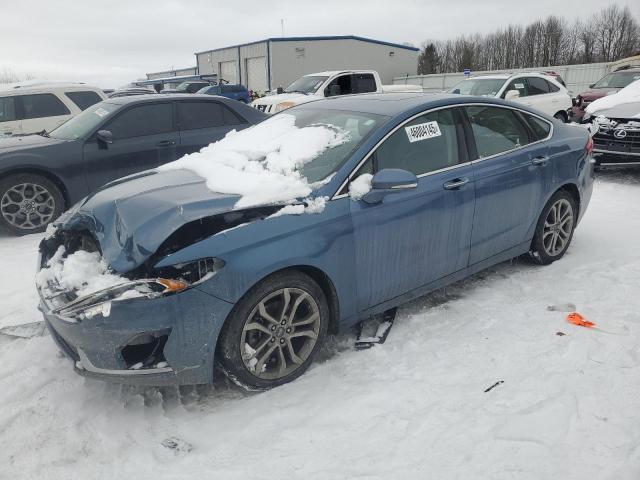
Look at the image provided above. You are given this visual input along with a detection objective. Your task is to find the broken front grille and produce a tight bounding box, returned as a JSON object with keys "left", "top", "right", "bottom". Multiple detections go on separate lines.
{"left": 594, "top": 121, "right": 640, "bottom": 155}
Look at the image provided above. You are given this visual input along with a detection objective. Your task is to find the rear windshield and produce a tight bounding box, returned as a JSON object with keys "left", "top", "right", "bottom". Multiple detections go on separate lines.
{"left": 593, "top": 71, "right": 640, "bottom": 89}
{"left": 450, "top": 78, "right": 505, "bottom": 97}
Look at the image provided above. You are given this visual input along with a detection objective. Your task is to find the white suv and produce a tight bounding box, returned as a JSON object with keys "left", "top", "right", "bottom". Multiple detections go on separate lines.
{"left": 0, "top": 82, "right": 107, "bottom": 136}
{"left": 449, "top": 73, "right": 572, "bottom": 121}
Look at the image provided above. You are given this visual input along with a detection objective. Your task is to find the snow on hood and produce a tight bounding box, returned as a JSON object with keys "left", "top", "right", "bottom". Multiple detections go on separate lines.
{"left": 159, "top": 114, "right": 350, "bottom": 209}
{"left": 586, "top": 79, "right": 640, "bottom": 116}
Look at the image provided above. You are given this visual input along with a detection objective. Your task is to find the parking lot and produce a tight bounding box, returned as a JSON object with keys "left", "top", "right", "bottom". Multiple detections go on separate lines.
{"left": 1, "top": 170, "right": 639, "bottom": 479}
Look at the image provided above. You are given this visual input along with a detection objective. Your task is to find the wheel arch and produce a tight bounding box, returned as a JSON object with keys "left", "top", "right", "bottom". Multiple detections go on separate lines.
{"left": 557, "top": 182, "right": 580, "bottom": 218}
{"left": 554, "top": 110, "right": 568, "bottom": 122}
{"left": 0, "top": 167, "right": 70, "bottom": 208}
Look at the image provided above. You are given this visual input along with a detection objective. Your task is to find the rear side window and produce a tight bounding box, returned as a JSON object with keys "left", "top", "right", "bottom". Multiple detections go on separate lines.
{"left": 178, "top": 101, "right": 225, "bottom": 129}
{"left": 0, "top": 97, "right": 17, "bottom": 123}
{"left": 65, "top": 91, "right": 102, "bottom": 110}
{"left": 223, "top": 105, "right": 245, "bottom": 124}
{"left": 105, "top": 103, "right": 173, "bottom": 139}
{"left": 466, "top": 106, "right": 530, "bottom": 158}
{"left": 20, "top": 93, "right": 70, "bottom": 119}
{"left": 526, "top": 77, "right": 550, "bottom": 95}
{"left": 353, "top": 74, "right": 377, "bottom": 94}
{"left": 375, "top": 108, "right": 461, "bottom": 176}
{"left": 521, "top": 112, "right": 551, "bottom": 141}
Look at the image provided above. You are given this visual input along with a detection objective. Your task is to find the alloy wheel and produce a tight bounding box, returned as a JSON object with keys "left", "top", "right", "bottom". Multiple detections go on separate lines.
{"left": 0, "top": 183, "right": 56, "bottom": 230}
{"left": 240, "top": 287, "right": 321, "bottom": 380}
{"left": 542, "top": 198, "right": 574, "bottom": 257}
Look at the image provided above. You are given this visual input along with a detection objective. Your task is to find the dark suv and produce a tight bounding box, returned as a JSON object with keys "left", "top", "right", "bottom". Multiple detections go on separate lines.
{"left": 572, "top": 67, "right": 640, "bottom": 121}
{"left": 0, "top": 94, "right": 266, "bottom": 235}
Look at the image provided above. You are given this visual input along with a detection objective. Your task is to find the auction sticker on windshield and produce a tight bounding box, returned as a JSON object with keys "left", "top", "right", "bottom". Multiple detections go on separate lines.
{"left": 406, "top": 121, "right": 441, "bottom": 143}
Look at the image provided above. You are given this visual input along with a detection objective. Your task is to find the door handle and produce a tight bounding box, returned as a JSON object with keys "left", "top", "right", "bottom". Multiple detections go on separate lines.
{"left": 157, "top": 140, "right": 176, "bottom": 147}
{"left": 443, "top": 178, "right": 469, "bottom": 190}
{"left": 532, "top": 155, "right": 549, "bottom": 166}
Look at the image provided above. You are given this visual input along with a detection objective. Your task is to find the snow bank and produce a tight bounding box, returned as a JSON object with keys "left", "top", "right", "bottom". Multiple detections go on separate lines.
{"left": 348, "top": 173, "right": 373, "bottom": 200}
{"left": 585, "top": 79, "right": 640, "bottom": 115}
{"left": 36, "top": 247, "right": 123, "bottom": 297}
{"left": 159, "top": 114, "right": 349, "bottom": 209}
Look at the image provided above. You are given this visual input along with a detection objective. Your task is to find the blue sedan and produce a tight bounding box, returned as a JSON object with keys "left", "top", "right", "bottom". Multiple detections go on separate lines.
{"left": 37, "top": 93, "right": 594, "bottom": 389}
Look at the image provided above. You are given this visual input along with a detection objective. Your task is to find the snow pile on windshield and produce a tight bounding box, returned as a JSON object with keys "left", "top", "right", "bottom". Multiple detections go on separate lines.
{"left": 349, "top": 174, "right": 373, "bottom": 200}
{"left": 159, "top": 114, "right": 349, "bottom": 209}
{"left": 586, "top": 79, "right": 640, "bottom": 115}
{"left": 269, "top": 196, "right": 328, "bottom": 218}
{"left": 36, "top": 247, "right": 123, "bottom": 297}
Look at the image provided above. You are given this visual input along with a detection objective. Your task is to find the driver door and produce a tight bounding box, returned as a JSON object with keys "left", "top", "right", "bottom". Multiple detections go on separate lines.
{"left": 348, "top": 107, "right": 476, "bottom": 310}
{"left": 83, "top": 102, "right": 178, "bottom": 192}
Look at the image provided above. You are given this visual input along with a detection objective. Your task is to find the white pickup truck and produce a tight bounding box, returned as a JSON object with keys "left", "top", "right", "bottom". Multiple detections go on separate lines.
{"left": 251, "top": 70, "right": 423, "bottom": 114}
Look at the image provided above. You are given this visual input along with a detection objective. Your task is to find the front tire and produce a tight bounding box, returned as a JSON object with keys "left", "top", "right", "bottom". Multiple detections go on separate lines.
{"left": 217, "top": 270, "right": 329, "bottom": 390}
{"left": 0, "top": 173, "right": 64, "bottom": 235}
{"left": 554, "top": 112, "right": 568, "bottom": 123}
{"left": 529, "top": 190, "right": 577, "bottom": 265}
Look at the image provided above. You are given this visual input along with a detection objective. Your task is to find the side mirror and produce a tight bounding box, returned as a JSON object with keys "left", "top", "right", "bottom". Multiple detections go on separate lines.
{"left": 504, "top": 89, "right": 520, "bottom": 100}
{"left": 96, "top": 129, "right": 113, "bottom": 145}
{"left": 327, "top": 84, "right": 342, "bottom": 97}
{"left": 362, "top": 168, "right": 418, "bottom": 204}
{"left": 451, "top": 88, "right": 460, "bottom": 94}
{"left": 276, "top": 86, "right": 284, "bottom": 94}
{"left": 589, "top": 83, "right": 595, "bottom": 88}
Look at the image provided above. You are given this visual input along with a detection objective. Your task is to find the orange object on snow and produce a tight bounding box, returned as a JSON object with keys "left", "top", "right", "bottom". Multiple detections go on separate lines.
{"left": 567, "top": 312, "right": 596, "bottom": 328}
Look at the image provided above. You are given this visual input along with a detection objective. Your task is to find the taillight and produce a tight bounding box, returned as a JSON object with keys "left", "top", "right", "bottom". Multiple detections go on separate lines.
{"left": 586, "top": 137, "right": 594, "bottom": 155}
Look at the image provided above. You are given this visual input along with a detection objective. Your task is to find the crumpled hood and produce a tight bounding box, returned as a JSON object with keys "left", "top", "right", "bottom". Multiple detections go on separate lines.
{"left": 589, "top": 101, "right": 640, "bottom": 119}
{"left": 580, "top": 88, "right": 618, "bottom": 101}
{"left": 55, "top": 168, "right": 243, "bottom": 273}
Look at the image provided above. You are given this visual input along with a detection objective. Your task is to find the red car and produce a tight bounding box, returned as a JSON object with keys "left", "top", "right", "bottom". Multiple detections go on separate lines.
{"left": 572, "top": 67, "right": 640, "bottom": 121}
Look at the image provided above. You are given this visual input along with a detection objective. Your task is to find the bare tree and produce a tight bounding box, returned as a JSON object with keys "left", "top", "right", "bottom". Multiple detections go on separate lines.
{"left": 0, "top": 68, "right": 33, "bottom": 84}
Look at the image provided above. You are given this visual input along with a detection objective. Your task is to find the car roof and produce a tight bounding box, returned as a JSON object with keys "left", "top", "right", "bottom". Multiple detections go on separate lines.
{"left": 296, "top": 92, "right": 499, "bottom": 116}
{"left": 304, "top": 70, "right": 376, "bottom": 77}
{"left": 0, "top": 82, "right": 104, "bottom": 95}
{"left": 103, "top": 93, "right": 226, "bottom": 105}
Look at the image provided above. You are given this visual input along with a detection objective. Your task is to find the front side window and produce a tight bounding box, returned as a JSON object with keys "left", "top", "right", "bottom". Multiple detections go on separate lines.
{"left": 19, "top": 93, "right": 70, "bottom": 119}
{"left": 503, "top": 79, "right": 528, "bottom": 98}
{"left": 178, "top": 101, "right": 225, "bottom": 130}
{"left": 325, "top": 75, "right": 353, "bottom": 96}
{"left": 374, "top": 108, "right": 461, "bottom": 176}
{"left": 65, "top": 91, "right": 102, "bottom": 110}
{"left": 0, "top": 97, "right": 17, "bottom": 123}
{"left": 105, "top": 103, "right": 173, "bottom": 139}
{"left": 466, "top": 106, "right": 530, "bottom": 158}
{"left": 526, "top": 77, "right": 550, "bottom": 96}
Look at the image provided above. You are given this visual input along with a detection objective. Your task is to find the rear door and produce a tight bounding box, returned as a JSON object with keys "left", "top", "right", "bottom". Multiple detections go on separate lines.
{"left": 17, "top": 93, "right": 72, "bottom": 134}
{"left": 524, "top": 76, "right": 555, "bottom": 116}
{"left": 349, "top": 107, "right": 476, "bottom": 310}
{"left": 83, "top": 102, "right": 178, "bottom": 191}
{"left": 0, "top": 96, "right": 20, "bottom": 136}
{"left": 176, "top": 100, "right": 248, "bottom": 156}
{"left": 464, "top": 104, "right": 550, "bottom": 265}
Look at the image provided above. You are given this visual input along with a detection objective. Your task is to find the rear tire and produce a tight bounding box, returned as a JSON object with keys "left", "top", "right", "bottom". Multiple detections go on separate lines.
{"left": 217, "top": 270, "right": 329, "bottom": 390}
{"left": 0, "top": 173, "right": 65, "bottom": 235}
{"left": 529, "top": 190, "right": 577, "bottom": 265}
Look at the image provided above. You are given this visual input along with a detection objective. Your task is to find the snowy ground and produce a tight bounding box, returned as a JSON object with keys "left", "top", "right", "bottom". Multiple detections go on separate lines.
{"left": 1, "top": 170, "right": 640, "bottom": 479}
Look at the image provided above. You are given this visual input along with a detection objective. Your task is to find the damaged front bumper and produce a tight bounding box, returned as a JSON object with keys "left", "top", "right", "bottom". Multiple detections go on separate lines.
{"left": 36, "top": 237, "right": 235, "bottom": 386}
{"left": 39, "top": 285, "right": 234, "bottom": 386}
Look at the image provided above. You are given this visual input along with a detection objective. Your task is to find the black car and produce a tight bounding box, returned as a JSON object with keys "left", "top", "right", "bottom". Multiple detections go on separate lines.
{"left": 0, "top": 94, "right": 266, "bottom": 235}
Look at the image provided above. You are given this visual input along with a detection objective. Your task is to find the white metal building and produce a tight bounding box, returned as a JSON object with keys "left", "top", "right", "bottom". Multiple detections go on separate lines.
{"left": 195, "top": 36, "right": 419, "bottom": 94}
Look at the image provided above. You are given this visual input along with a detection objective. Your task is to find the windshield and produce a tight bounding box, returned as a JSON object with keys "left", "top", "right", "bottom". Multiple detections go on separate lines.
{"left": 284, "top": 76, "right": 329, "bottom": 94}
{"left": 287, "top": 108, "right": 387, "bottom": 183}
{"left": 449, "top": 78, "right": 505, "bottom": 96}
{"left": 593, "top": 71, "right": 640, "bottom": 89}
{"left": 49, "top": 102, "right": 120, "bottom": 140}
